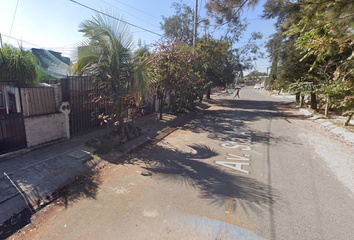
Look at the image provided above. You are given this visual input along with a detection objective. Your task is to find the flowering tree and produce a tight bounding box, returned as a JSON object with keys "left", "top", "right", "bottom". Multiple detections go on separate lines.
{"left": 150, "top": 40, "right": 197, "bottom": 119}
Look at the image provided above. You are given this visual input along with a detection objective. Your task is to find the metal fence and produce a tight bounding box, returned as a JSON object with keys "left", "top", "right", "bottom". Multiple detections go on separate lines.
{"left": 0, "top": 81, "right": 27, "bottom": 154}
{"left": 20, "top": 86, "right": 56, "bottom": 117}
{"left": 61, "top": 76, "right": 156, "bottom": 136}
{"left": 61, "top": 76, "right": 113, "bottom": 135}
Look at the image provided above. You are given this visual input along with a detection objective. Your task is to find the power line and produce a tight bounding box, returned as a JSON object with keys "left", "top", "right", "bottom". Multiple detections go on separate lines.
{"left": 1, "top": 33, "right": 78, "bottom": 52}
{"left": 68, "top": 0, "right": 162, "bottom": 37}
{"left": 8, "top": 0, "right": 20, "bottom": 42}
{"left": 100, "top": 0, "right": 160, "bottom": 29}
{"left": 131, "top": 30, "right": 162, "bottom": 33}
{"left": 199, "top": 0, "right": 203, "bottom": 20}
{"left": 1, "top": 34, "right": 42, "bottom": 48}
{"left": 112, "top": 0, "right": 160, "bottom": 20}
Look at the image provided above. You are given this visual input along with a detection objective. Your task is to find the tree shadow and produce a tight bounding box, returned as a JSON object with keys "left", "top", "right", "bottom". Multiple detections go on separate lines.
{"left": 181, "top": 109, "right": 303, "bottom": 147}
{"left": 54, "top": 172, "right": 101, "bottom": 209}
{"left": 215, "top": 98, "right": 294, "bottom": 111}
{"left": 122, "top": 143, "right": 278, "bottom": 214}
{"left": 0, "top": 159, "right": 102, "bottom": 238}
{"left": 94, "top": 97, "right": 304, "bottom": 215}
{"left": 188, "top": 143, "right": 219, "bottom": 159}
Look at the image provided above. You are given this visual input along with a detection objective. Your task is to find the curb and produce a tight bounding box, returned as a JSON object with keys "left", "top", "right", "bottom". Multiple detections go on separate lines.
{"left": 293, "top": 105, "right": 354, "bottom": 145}
{"left": 0, "top": 110, "right": 197, "bottom": 234}
{"left": 265, "top": 91, "right": 354, "bottom": 146}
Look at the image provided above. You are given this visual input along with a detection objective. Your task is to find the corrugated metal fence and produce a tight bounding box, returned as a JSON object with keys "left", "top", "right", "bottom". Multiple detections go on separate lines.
{"left": 21, "top": 86, "right": 56, "bottom": 117}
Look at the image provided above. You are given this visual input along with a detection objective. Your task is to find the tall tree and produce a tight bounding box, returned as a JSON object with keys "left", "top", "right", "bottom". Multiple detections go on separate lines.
{"left": 150, "top": 40, "right": 197, "bottom": 119}
{"left": 263, "top": 0, "right": 321, "bottom": 106}
{"left": 205, "top": 0, "right": 260, "bottom": 25}
{"left": 287, "top": 0, "right": 354, "bottom": 120}
{"left": 196, "top": 35, "right": 234, "bottom": 99}
{"left": 160, "top": 2, "right": 194, "bottom": 42}
{"left": 288, "top": 0, "right": 354, "bottom": 81}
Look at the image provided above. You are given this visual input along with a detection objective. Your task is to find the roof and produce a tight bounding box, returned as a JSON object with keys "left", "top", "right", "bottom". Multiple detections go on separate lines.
{"left": 31, "top": 48, "right": 71, "bottom": 79}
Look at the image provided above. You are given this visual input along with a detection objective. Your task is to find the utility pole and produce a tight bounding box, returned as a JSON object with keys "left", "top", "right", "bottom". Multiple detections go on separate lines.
{"left": 0, "top": 33, "right": 2, "bottom": 48}
{"left": 193, "top": 0, "right": 198, "bottom": 48}
{"left": 266, "top": 67, "right": 270, "bottom": 89}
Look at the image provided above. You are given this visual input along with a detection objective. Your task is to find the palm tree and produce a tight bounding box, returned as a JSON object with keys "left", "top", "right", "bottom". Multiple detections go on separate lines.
{"left": 73, "top": 11, "right": 150, "bottom": 132}
{"left": 128, "top": 55, "right": 151, "bottom": 125}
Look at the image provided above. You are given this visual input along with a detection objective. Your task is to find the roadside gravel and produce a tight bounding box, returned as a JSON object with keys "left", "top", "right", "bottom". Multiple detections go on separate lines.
{"left": 266, "top": 91, "right": 354, "bottom": 197}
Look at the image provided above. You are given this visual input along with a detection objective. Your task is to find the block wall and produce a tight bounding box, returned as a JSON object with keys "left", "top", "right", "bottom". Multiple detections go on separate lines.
{"left": 24, "top": 113, "right": 66, "bottom": 148}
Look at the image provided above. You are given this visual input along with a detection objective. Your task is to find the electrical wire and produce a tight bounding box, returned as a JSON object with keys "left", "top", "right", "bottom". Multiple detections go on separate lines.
{"left": 68, "top": 0, "right": 162, "bottom": 36}
{"left": 112, "top": 0, "right": 160, "bottom": 20}
{"left": 1, "top": 33, "right": 78, "bottom": 55}
{"left": 2, "top": 34, "right": 42, "bottom": 48}
{"left": 100, "top": 0, "right": 160, "bottom": 29}
{"left": 198, "top": 0, "right": 203, "bottom": 20}
{"left": 8, "top": 0, "right": 20, "bottom": 42}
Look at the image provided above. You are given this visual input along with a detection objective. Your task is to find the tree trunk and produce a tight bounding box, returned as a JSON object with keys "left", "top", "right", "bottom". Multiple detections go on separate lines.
{"left": 295, "top": 92, "right": 300, "bottom": 104}
{"left": 159, "top": 98, "right": 163, "bottom": 120}
{"left": 300, "top": 96, "right": 304, "bottom": 107}
{"left": 105, "top": 99, "right": 109, "bottom": 136}
{"left": 344, "top": 113, "right": 353, "bottom": 126}
{"left": 324, "top": 98, "right": 330, "bottom": 117}
{"left": 310, "top": 93, "right": 317, "bottom": 110}
{"left": 199, "top": 94, "right": 203, "bottom": 103}
{"left": 206, "top": 86, "right": 211, "bottom": 99}
{"left": 116, "top": 99, "right": 125, "bottom": 134}
{"left": 131, "top": 107, "right": 136, "bottom": 127}
{"left": 118, "top": 116, "right": 124, "bottom": 133}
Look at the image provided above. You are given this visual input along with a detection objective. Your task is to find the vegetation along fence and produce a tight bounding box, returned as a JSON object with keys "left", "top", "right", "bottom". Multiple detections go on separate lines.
{"left": 61, "top": 76, "right": 114, "bottom": 135}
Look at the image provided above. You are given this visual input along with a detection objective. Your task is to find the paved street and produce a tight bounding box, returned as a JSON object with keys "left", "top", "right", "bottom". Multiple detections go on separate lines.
{"left": 8, "top": 87, "right": 354, "bottom": 240}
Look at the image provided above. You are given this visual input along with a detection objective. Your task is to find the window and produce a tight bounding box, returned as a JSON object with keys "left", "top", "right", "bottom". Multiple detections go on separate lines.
{"left": 7, "top": 91, "right": 17, "bottom": 113}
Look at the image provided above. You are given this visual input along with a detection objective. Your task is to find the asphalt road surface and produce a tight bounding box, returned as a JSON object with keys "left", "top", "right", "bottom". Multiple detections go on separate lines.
{"left": 9, "top": 87, "right": 354, "bottom": 240}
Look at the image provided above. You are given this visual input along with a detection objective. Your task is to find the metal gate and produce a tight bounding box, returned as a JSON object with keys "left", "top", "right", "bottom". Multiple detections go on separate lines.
{"left": 61, "top": 76, "right": 111, "bottom": 136}
{"left": 0, "top": 81, "right": 27, "bottom": 154}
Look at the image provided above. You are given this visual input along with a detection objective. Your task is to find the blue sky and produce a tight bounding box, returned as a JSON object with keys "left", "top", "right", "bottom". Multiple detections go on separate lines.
{"left": 0, "top": 0, "right": 275, "bottom": 74}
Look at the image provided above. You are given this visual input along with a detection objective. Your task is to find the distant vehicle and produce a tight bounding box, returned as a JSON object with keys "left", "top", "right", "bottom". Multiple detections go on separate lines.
{"left": 235, "top": 85, "right": 242, "bottom": 89}
{"left": 241, "top": 84, "right": 245, "bottom": 87}
{"left": 254, "top": 84, "right": 261, "bottom": 90}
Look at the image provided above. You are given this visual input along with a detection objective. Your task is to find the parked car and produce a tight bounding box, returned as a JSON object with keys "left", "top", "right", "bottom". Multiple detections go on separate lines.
{"left": 254, "top": 84, "right": 261, "bottom": 90}
{"left": 235, "top": 85, "right": 242, "bottom": 89}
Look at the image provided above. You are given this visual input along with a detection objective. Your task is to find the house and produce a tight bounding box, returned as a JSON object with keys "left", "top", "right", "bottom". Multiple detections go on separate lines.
{"left": 31, "top": 48, "right": 71, "bottom": 79}
{"left": 0, "top": 85, "right": 22, "bottom": 116}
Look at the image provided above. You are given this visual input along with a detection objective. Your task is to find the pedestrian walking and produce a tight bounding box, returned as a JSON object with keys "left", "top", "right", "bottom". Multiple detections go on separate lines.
{"left": 234, "top": 88, "right": 240, "bottom": 98}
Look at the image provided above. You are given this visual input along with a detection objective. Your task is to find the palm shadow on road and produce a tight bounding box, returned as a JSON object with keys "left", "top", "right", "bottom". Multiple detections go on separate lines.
{"left": 182, "top": 98, "right": 304, "bottom": 147}
{"left": 55, "top": 173, "right": 101, "bottom": 209}
{"left": 103, "top": 97, "right": 308, "bottom": 214}
{"left": 123, "top": 142, "right": 277, "bottom": 213}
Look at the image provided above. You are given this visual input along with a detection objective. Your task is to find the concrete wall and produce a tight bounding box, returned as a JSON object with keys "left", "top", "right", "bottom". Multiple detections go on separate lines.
{"left": 51, "top": 84, "right": 62, "bottom": 109}
{"left": 24, "top": 113, "right": 66, "bottom": 148}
